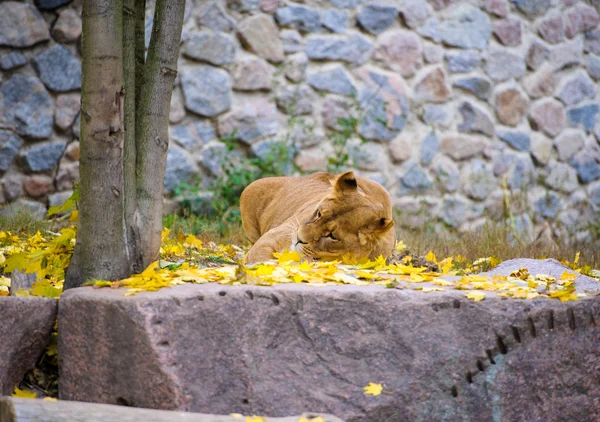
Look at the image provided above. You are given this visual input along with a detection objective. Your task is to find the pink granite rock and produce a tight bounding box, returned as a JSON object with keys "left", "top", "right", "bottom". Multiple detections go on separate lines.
{"left": 373, "top": 30, "right": 422, "bottom": 77}
{"left": 529, "top": 98, "right": 566, "bottom": 138}
{"left": 59, "top": 275, "right": 600, "bottom": 421}
{"left": 494, "top": 87, "right": 528, "bottom": 127}
{"left": 0, "top": 297, "right": 57, "bottom": 395}
{"left": 413, "top": 67, "right": 451, "bottom": 104}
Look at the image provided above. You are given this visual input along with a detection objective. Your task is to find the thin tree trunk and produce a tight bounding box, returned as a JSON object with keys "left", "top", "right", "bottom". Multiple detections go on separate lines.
{"left": 65, "top": 0, "right": 131, "bottom": 288}
{"left": 135, "top": 0, "right": 185, "bottom": 269}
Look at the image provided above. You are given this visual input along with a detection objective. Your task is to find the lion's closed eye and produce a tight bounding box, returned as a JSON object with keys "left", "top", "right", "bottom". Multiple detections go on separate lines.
{"left": 325, "top": 232, "right": 338, "bottom": 241}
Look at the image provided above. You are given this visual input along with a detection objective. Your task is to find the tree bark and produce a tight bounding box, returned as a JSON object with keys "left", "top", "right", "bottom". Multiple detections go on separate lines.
{"left": 65, "top": 0, "right": 131, "bottom": 288}
{"left": 65, "top": 0, "right": 185, "bottom": 288}
{"left": 135, "top": 0, "right": 185, "bottom": 270}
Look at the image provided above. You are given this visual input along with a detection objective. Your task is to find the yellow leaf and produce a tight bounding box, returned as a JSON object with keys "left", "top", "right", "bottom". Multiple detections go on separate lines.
{"left": 230, "top": 414, "right": 244, "bottom": 419}
{"left": 246, "top": 416, "right": 265, "bottom": 422}
{"left": 31, "top": 279, "right": 62, "bottom": 298}
{"left": 68, "top": 210, "right": 79, "bottom": 222}
{"left": 299, "top": 417, "right": 325, "bottom": 422}
{"left": 274, "top": 249, "right": 301, "bottom": 263}
{"left": 465, "top": 291, "right": 485, "bottom": 302}
{"left": 43, "top": 397, "right": 58, "bottom": 402}
{"left": 3, "top": 252, "right": 29, "bottom": 273}
{"left": 560, "top": 271, "right": 577, "bottom": 283}
{"left": 184, "top": 234, "right": 203, "bottom": 250}
{"left": 12, "top": 387, "right": 36, "bottom": 399}
{"left": 425, "top": 250, "right": 437, "bottom": 263}
{"left": 363, "top": 382, "right": 383, "bottom": 396}
{"left": 394, "top": 240, "right": 407, "bottom": 253}
{"left": 574, "top": 251, "right": 580, "bottom": 266}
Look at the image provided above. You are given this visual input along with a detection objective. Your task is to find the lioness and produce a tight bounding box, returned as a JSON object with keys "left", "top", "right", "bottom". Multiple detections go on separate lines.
{"left": 240, "top": 171, "right": 396, "bottom": 263}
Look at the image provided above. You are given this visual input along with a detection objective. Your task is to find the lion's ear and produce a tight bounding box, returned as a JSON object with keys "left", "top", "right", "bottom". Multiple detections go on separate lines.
{"left": 333, "top": 171, "right": 358, "bottom": 195}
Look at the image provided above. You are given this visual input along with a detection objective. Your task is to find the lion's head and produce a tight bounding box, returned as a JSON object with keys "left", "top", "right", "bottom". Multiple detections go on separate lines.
{"left": 291, "top": 171, "right": 395, "bottom": 261}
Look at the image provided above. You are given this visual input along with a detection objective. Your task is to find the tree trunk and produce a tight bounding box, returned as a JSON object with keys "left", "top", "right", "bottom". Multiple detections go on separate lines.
{"left": 65, "top": 0, "right": 185, "bottom": 288}
{"left": 66, "top": 0, "right": 131, "bottom": 287}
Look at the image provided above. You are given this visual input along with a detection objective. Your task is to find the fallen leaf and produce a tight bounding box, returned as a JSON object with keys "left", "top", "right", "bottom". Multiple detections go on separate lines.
{"left": 12, "top": 387, "right": 36, "bottom": 399}
{"left": 465, "top": 291, "right": 485, "bottom": 302}
{"left": 363, "top": 382, "right": 383, "bottom": 396}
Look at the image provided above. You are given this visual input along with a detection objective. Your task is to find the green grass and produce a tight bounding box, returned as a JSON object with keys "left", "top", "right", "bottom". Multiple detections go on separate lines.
{"left": 0, "top": 211, "right": 53, "bottom": 234}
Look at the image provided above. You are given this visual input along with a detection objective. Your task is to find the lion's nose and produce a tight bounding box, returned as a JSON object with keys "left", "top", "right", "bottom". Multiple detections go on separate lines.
{"left": 296, "top": 236, "right": 308, "bottom": 245}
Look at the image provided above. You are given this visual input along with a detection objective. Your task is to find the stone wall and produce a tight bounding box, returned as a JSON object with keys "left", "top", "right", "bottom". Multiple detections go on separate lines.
{"left": 1, "top": 0, "right": 600, "bottom": 241}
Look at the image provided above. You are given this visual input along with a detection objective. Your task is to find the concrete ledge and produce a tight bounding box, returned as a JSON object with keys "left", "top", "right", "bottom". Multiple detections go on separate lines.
{"left": 0, "top": 297, "right": 57, "bottom": 395}
{"left": 58, "top": 283, "right": 600, "bottom": 421}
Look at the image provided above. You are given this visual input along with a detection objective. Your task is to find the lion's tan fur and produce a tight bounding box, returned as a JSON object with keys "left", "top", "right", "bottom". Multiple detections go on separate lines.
{"left": 240, "top": 171, "right": 396, "bottom": 263}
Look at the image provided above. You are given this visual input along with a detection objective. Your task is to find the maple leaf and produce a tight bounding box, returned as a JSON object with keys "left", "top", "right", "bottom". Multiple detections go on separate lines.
{"left": 246, "top": 416, "right": 265, "bottom": 422}
{"left": 273, "top": 249, "right": 301, "bottom": 264}
{"left": 43, "top": 397, "right": 58, "bottom": 402}
{"left": 31, "top": 279, "right": 62, "bottom": 299}
{"left": 363, "top": 382, "right": 383, "bottom": 396}
{"left": 395, "top": 240, "right": 407, "bottom": 253}
{"left": 425, "top": 250, "right": 437, "bottom": 263}
{"left": 299, "top": 417, "right": 325, "bottom": 422}
{"left": 465, "top": 291, "right": 485, "bottom": 302}
{"left": 12, "top": 387, "right": 36, "bottom": 399}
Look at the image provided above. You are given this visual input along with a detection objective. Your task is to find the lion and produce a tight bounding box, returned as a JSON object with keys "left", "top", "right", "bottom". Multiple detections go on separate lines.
{"left": 240, "top": 171, "right": 396, "bottom": 263}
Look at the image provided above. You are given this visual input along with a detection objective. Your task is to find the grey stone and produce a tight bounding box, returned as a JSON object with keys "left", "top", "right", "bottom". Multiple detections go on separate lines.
{"left": 567, "top": 104, "right": 599, "bottom": 132}
{"left": 497, "top": 131, "right": 531, "bottom": 152}
{"left": 530, "top": 133, "right": 552, "bottom": 166}
{"left": 389, "top": 135, "right": 413, "bottom": 163}
{"left": 532, "top": 191, "right": 561, "bottom": 220}
{"left": 0, "top": 297, "right": 56, "bottom": 394}
{"left": 554, "top": 129, "right": 585, "bottom": 161}
{"left": 183, "top": 32, "right": 236, "bottom": 66}
{"left": 34, "top": 0, "right": 72, "bottom": 9}
{"left": 218, "top": 98, "right": 279, "bottom": 144}
{"left": 453, "top": 77, "right": 491, "bottom": 101}
{"left": 52, "top": 8, "right": 82, "bottom": 43}
{"left": 570, "top": 150, "right": 600, "bottom": 183}
{"left": 232, "top": 57, "right": 274, "bottom": 91}
{"left": 485, "top": 47, "right": 526, "bottom": 81}
{"left": 417, "top": 17, "right": 441, "bottom": 43}
{"left": 460, "top": 158, "right": 496, "bottom": 200}
{"left": 307, "top": 67, "right": 356, "bottom": 96}
{"left": 445, "top": 50, "right": 480, "bottom": 73}
{"left": 49, "top": 190, "right": 73, "bottom": 209}
{"left": 238, "top": 15, "right": 284, "bottom": 63}
{"left": 427, "top": 0, "right": 458, "bottom": 10}
{"left": 281, "top": 30, "right": 303, "bottom": 54}
{"left": 250, "top": 139, "right": 291, "bottom": 163}
{"left": 585, "top": 28, "right": 600, "bottom": 55}
{"left": 590, "top": 182, "right": 600, "bottom": 210}
{"left": 526, "top": 40, "right": 549, "bottom": 70}
{"left": 373, "top": 30, "right": 422, "bottom": 77}
{"left": 322, "top": 95, "right": 357, "bottom": 131}
{"left": 54, "top": 93, "right": 81, "bottom": 131}
{"left": 198, "top": 3, "right": 236, "bottom": 32}
{"left": 170, "top": 121, "right": 216, "bottom": 151}
{"left": 55, "top": 160, "right": 79, "bottom": 191}
{"left": 506, "top": 154, "right": 534, "bottom": 189}
{"left": 357, "top": 3, "right": 398, "bottom": 35}
{"left": 198, "top": 141, "right": 227, "bottom": 177}
{"left": 330, "top": 0, "right": 360, "bottom": 7}
{"left": 441, "top": 135, "right": 487, "bottom": 160}
{"left": 549, "top": 38, "right": 583, "bottom": 71}
{"left": 321, "top": 9, "right": 347, "bottom": 33}
{"left": 423, "top": 43, "right": 444, "bottom": 64}
{"left": 522, "top": 66, "right": 557, "bottom": 99}
{"left": 439, "top": 194, "right": 470, "bottom": 227}
{"left": 0, "top": 130, "right": 24, "bottom": 173}
{"left": 422, "top": 104, "right": 452, "bottom": 129}
{"left": 227, "top": 0, "right": 260, "bottom": 13}
{"left": 169, "top": 87, "right": 186, "bottom": 124}
{"left": 458, "top": 101, "right": 494, "bottom": 137}
{"left": 413, "top": 67, "right": 451, "bottom": 104}
{"left": 440, "top": 5, "right": 492, "bottom": 50}
{"left": 72, "top": 113, "right": 80, "bottom": 139}
{"left": 1, "top": 75, "right": 54, "bottom": 139}
{"left": 494, "top": 86, "right": 528, "bottom": 127}
{"left": 393, "top": 195, "right": 440, "bottom": 228}
{"left": 586, "top": 54, "right": 600, "bottom": 80}
{"left": 564, "top": 3, "right": 599, "bottom": 39}
{"left": 357, "top": 82, "right": 408, "bottom": 142}
{"left": 19, "top": 140, "right": 66, "bottom": 173}
{"left": 398, "top": 160, "right": 433, "bottom": 192}
{"left": 284, "top": 53, "right": 308, "bottom": 82}
{"left": 305, "top": 34, "right": 373, "bottom": 65}
{"left": 538, "top": 14, "right": 564, "bottom": 44}
{"left": 546, "top": 161, "right": 579, "bottom": 192}
{"left": 164, "top": 143, "right": 201, "bottom": 193}
{"left": 0, "top": 2, "right": 50, "bottom": 47}
{"left": 33, "top": 45, "right": 82, "bottom": 92}
{"left": 276, "top": 84, "right": 316, "bottom": 116}
{"left": 400, "top": 0, "right": 431, "bottom": 28}
{"left": 0, "top": 52, "right": 27, "bottom": 71}
{"left": 513, "top": 0, "right": 551, "bottom": 17}
{"left": 1, "top": 174, "right": 23, "bottom": 201}
{"left": 492, "top": 151, "right": 517, "bottom": 177}
{"left": 348, "top": 141, "right": 385, "bottom": 171}
{"left": 556, "top": 71, "right": 596, "bottom": 106}
{"left": 275, "top": 5, "right": 321, "bottom": 33}
{"left": 493, "top": 18, "right": 522, "bottom": 47}
{"left": 181, "top": 66, "right": 231, "bottom": 117}
{"left": 432, "top": 155, "right": 460, "bottom": 192}
{"left": 529, "top": 98, "right": 566, "bottom": 138}
{"left": 420, "top": 132, "right": 439, "bottom": 166}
